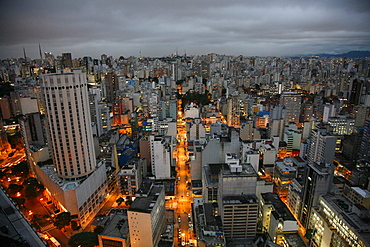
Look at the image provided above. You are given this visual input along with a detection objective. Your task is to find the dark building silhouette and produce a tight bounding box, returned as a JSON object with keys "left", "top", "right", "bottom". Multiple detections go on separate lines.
{"left": 300, "top": 162, "right": 334, "bottom": 228}
{"left": 358, "top": 118, "right": 370, "bottom": 162}
{"left": 105, "top": 72, "right": 118, "bottom": 103}
{"left": 61, "top": 52, "right": 72, "bottom": 69}
{"left": 349, "top": 78, "right": 363, "bottom": 105}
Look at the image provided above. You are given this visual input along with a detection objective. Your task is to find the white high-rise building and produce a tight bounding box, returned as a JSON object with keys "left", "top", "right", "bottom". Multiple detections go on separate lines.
{"left": 149, "top": 135, "right": 174, "bottom": 179}
{"left": 42, "top": 70, "right": 96, "bottom": 180}
{"left": 38, "top": 70, "right": 109, "bottom": 228}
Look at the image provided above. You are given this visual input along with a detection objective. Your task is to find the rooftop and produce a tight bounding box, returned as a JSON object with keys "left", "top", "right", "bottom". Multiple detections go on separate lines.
{"left": 223, "top": 194, "right": 259, "bottom": 205}
{"left": 261, "top": 193, "right": 296, "bottom": 221}
{"left": 352, "top": 187, "right": 370, "bottom": 198}
{"left": 99, "top": 209, "right": 129, "bottom": 240}
{"left": 129, "top": 183, "right": 164, "bottom": 213}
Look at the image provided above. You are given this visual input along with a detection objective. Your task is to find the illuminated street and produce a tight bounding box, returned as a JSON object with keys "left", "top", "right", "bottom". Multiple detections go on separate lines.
{"left": 174, "top": 101, "right": 195, "bottom": 246}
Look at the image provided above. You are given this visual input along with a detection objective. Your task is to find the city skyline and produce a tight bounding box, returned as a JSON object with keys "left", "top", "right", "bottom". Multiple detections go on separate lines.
{"left": 1, "top": 0, "right": 370, "bottom": 59}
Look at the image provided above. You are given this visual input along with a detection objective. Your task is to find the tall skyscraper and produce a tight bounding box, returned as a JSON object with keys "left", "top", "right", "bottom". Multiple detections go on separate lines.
{"left": 300, "top": 162, "right": 334, "bottom": 228}
{"left": 38, "top": 70, "right": 108, "bottom": 228}
{"left": 349, "top": 78, "right": 363, "bottom": 106}
{"left": 358, "top": 118, "right": 370, "bottom": 162}
{"left": 42, "top": 70, "right": 96, "bottom": 180}
{"left": 105, "top": 71, "right": 118, "bottom": 103}
{"left": 308, "top": 128, "right": 337, "bottom": 164}
{"left": 280, "top": 92, "right": 301, "bottom": 125}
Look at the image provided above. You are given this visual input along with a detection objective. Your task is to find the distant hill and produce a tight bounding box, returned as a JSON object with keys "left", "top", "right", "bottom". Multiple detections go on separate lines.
{"left": 312, "top": 50, "right": 370, "bottom": 58}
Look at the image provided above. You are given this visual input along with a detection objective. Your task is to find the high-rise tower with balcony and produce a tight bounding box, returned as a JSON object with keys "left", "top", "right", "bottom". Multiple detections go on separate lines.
{"left": 36, "top": 70, "right": 109, "bottom": 227}
{"left": 42, "top": 70, "right": 96, "bottom": 180}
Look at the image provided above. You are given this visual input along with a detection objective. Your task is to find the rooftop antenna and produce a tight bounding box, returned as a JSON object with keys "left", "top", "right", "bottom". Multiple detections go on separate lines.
{"left": 39, "top": 43, "right": 43, "bottom": 60}
{"left": 23, "top": 47, "right": 27, "bottom": 60}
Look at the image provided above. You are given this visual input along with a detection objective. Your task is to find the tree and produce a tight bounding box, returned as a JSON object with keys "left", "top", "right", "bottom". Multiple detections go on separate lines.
{"left": 0, "top": 82, "right": 14, "bottom": 96}
{"left": 11, "top": 197, "right": 25, "bottom": 208}
{"left": 125, "top": 199, "right": 133, "bottom": 206}
{"left": 23, "top": 177, "right": 38, "bottom": 186}
{"left": 54, "top": 212, "right": 71, "bottom": 229}
{"left": 68, "top": 232, "right": 98, "bottom": 247}
{"left": 7, "top": 131, "right": 23, "bottom": 149}
{"left": 11, "top": 161, "right": 29, "bottom": 176}
{"left": 0, "top": 170, "right": 5, "bottom": 179}
{"left": 24, "top": 181, "right": 44, "bottom": 199}
{"left": 7, "top": 184, "right": 23, "bottom": 194}
{"left": 93, "top": 225, "right": 104, "bottom": 234}
{"left": 176, "top": 79, "right": 184, "bottom": 85}
{"left": 305, "top": 228, "right": 314, "bottom": 240}
{"left": 116, "top": 197, "right": 125, "bottom": 206}
{"left": 71, "top": 220, "right": 80, "bottom": 231}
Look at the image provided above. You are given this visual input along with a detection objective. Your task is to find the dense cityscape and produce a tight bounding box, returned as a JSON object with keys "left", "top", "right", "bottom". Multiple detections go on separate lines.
{"left": 0, "top": 51, "right": 370, "bottom": 247}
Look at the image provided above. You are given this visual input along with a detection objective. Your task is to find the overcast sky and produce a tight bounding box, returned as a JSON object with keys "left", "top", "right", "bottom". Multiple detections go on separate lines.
{"left": 1, "top": 0, "right": 369, "bottom": 59}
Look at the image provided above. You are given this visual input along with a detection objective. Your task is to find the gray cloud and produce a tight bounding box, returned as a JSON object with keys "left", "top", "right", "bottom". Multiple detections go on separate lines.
{"left": 0, "top": 0, "right": 369, "bottom": 59}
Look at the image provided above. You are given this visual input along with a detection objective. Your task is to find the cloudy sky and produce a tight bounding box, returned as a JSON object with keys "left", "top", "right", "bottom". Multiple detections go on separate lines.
{"left": 1, "top": 0, "right": 369, "bottom": 59}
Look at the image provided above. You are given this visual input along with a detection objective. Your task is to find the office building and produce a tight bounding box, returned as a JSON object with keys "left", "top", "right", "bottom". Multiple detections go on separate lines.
{"left": 118, "top": 158, "right": 144, "bottom": 196}
{"left": 195, "top": 203, "right": 226, "bottom": 246}
{"left": 105, "top": 72, "right": 118, "bottom": 103}
{"left": 186, "top": 118, "right": 206, "bottom": 140}
{"left": 149, "top": 135, "right": 175, "bottom": 179}
{"left": 158, "top": 100, "right": 177, "bottom": 121}
{"left": 41, "top": 70, "right": 96, "bottom": 180}
{"left": 309, "top": 194, "right": 370, "bottom": 247}
{"left": 61, "top": 53, "right": 72, "bottom": 69}
{"left": 128, "top": 181, "right": 166, "bottom": 247}
{"left": 217, "top": 163, "right": 259, "bottom": 239}
{"left": 98, "top": 209, "right": 129, "bottom": 247}
{"left": 280, "top": 92, "right": 301, "bottom": 125}
{"left": 38, "top": 70, "right": 108, "bottom": 227}
{"left": 328, "top": 116, "right": 355, "bottom": 135}
{"left": 358, "top": 118, "right": 370, "bottom": 162}
{"left": 240, "top": 120, "right": 254, "bottom": 140}
{"left": 300, "top": 162, "right": 334, "bottom": 228}
{"left": 308, "top": 128, "right": 337, "bottom": 164}
{"left": 259, "top": 193, "right": 298, "bottom": 245}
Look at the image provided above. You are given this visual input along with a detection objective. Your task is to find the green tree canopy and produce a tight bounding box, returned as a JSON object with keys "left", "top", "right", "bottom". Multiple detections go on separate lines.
{"left": 116, "top": 197, "right": 125, "bottom": 205}
{"left": 22, "top": 177, "right": 38, "bottom": 186}
{"left": 125, "top": 199, "right": 133, "bottom": 206}
{"left": 178, "top": 92, "right": 210, "bottom": 108}
{"left": 7, "top": 131, "right": 23, "bottom": 149}
{"left": 93, "top": 225, "right": 104, "bottom": 234}
{"left": 0, "top": 170, "right": 5, "bottom": 179}
{"left": 54, "top": 212, "right": 71, "bottom": 229}
{"left": 11, "top": 161, "right": 29, "bottom": 176}
{"left": 68, "top": 232, "right": 98, "bottom": 247}
{"left": 24, "top": 181, "right": 44, "bottom": 200}
{"left": 10, "top": 197, "right": 25, "bottom": 208}
{"left": 7, "top": 183, "right": 23, "bottom": 194}
{"left": 0, "top": 82, "right": 14, "bottom": 96}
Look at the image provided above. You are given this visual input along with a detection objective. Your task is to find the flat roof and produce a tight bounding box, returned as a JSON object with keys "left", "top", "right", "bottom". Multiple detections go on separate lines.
{"left": 100, "top": 210, "right": 129, "bottom": 239}
{"left": 352, "top": 187, "right": 370, "bottom": 198}
{"left": 223, "top": 194, "right": 258, "bottom": 204}
{"left": 261, "top": 193, "right": 296, "bottom": 221}
{"left": 129, "top": 185, "right": 163, "bottom": 213}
